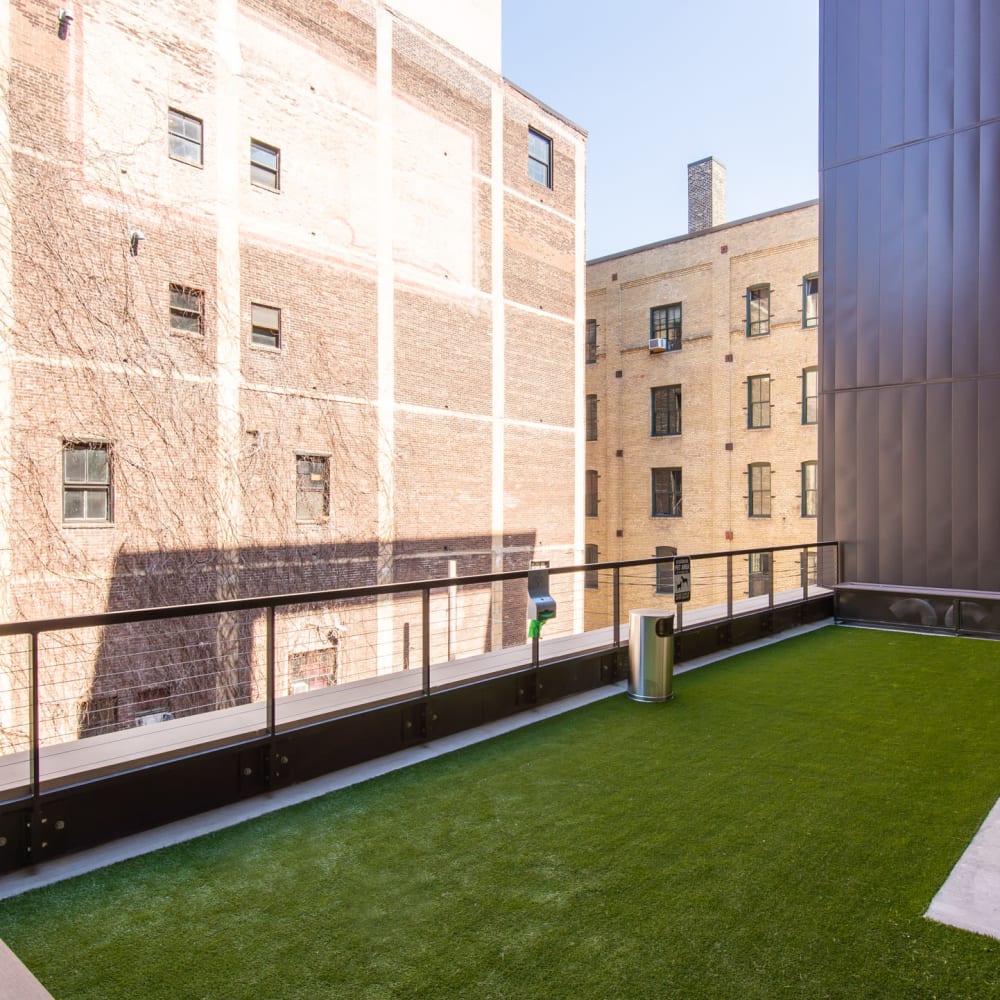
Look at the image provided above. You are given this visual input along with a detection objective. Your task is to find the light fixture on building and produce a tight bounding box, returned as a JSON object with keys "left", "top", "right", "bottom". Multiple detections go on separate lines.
{"left": 129, "top": 230, "right": 145, "bottom": 256}
{"left": 57, "top": 8, "right": 73, "bottom": 39}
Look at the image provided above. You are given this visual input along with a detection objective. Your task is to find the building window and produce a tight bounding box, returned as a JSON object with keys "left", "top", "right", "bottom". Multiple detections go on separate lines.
{"left": 169, "top": 284, "right": 204, "bottom": 335}
{"left": 651, "top": 384, "right": 682, "bottom": 436}
{"left": 251, "top": 303, "right": 281, "bottom": 348}
{"left": 748, "top": 551, "right": 772, "bottom": 597}
{"left": 528, "top": 128, "right": 552, "bottom": 188}
{"left": 747, "top": 284, "right": 770, "bottom": 337}
{"left": 748, "top": 462, "right": 771, "bottom": 517}
{"left": 747, "top": 375, "right": 771, "bottom": 429}
{"left": 584, "top": 543, "right": 599, "bottom": 590}
{"left": 168, "top": 109, "right": 202, "bottom": 166}
{"left": 802, "top": 366, "right": 818, "bottom": 425}
{"left": 655, "top": 545, "right": 677, "bottom": 594}
{"left": 250, "top": 139, "right": 280, "bottom": 190}
{"left": 801, "top": 461, "right": 818, "bottom": 517}
{"left": 586, "top": 395, "right": 598, "bottom": 441}
{"left": 289, "top": 642, "right": 339, "bottom": 695}
{"left": 652, "top": 467, "right": 682, "bottom": 517}
{"left": 803, "top": 274, "right": 819, "bottom": 328}
{"left": 296, "top": 455, "right": 329, "bottom": 521}
{"left": 586, "top": 469, "right": 599, "bottom": 517}
{"left": 586, "top": 319, "right": 598, "bottom": 363}
{"left": 63, "top": 441, "right": 112, "bottom": 523}
{"left": 650, "top": 303, "right": 682, "bottom": 350}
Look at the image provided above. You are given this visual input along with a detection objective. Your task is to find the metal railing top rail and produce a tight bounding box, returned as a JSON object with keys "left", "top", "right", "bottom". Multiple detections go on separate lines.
{"left": 0, "top": 540, "right": 838, "bottom": 639}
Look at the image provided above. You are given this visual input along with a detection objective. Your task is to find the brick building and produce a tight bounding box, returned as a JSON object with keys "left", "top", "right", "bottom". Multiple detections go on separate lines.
{"left": 0, "top": 0, "right": 586, "bottom": 743}
{"left": 585, "top": 159, "right": 818, "bottom": 623}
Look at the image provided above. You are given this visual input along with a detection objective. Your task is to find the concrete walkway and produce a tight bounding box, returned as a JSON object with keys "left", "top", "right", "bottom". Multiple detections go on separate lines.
{"left": 926, "top": 795, "right": 1000, "bottom": 940}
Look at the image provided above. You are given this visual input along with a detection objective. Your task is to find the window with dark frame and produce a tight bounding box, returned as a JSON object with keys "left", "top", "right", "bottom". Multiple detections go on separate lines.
{"left": 803, "top": 274, "right": 819, "bottom": 328}
{"left": 528, "top": 128, "right": 552, "bottom": 188}
{"left": 655, "top": 545, "right": 677, "bottom": 594}
{"left": 748, "top": 550, "right": 772, "bottom": 597}
{"left": 801, "top": 460, "right": 818, "bottom": 517}
{"left": 802, "top": 366, "right": 818, "bottom": 424}
{"left": 584, "top": 543, "right": 599, "bottom": 589}
{"left": 651, "top": 384, "right": 682, "bottom": 436}
{"left": 250, "top": 139, "right": 280, "bottom": 190}
{"left": 296, "top": 455, "right": 330, "bottom": 521}
{"left": 747, "top": 374, "right": 771, "bottom": 429}
{"left": 748, "top": 462, "right": 771, "bottom": 517}
{"left": 747, "top": 284, "right": 770, "bottom": 337}
{"left": 586, "top": 395, "right": 598, "bottom": 441}
{"left": 169, "top": 284, "right": 204, "bottom": 335}
{"left": 650, "top": 303, "right": 682, "bottom": 349}
{"left": 168, "top": 108, "right": 203, "bottom": 165}
{"left": 652, "top": 467, "right": 682, "bottom": 517}
{"left": 586, "top": 319, "right": 598, "bottom": 363}
{"left": 586, "top": 469, "right": 599, "bottom": 517}
{"left": 251, "top": 303, "right": 281, "bottom": 348}
{"left": 63, "top": 441, "right": 112, "bottom": 523}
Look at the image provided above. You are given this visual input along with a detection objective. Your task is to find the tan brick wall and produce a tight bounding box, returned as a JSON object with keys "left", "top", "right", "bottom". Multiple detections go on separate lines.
{"left": 2, "top": 0, "right": 585, "bottom": 744}
{"left": 586, "top": 203, "right": 819, "bottom": 615}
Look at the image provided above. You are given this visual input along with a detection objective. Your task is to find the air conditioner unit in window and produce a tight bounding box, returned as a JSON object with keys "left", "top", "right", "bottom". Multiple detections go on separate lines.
{"left": 649, "top": 338, "right": 668, "bottom": 353}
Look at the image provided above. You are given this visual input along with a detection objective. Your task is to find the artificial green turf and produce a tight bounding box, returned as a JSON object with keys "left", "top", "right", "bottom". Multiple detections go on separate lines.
{"left": 1, "top": 626, "right": 999, "bottom": 999}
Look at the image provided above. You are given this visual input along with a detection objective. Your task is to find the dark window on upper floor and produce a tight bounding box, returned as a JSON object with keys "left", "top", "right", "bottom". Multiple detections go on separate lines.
{"left": 747, "top": 284, "right": 770, "bottom": 337}
{"left": 168, "top": 108, "right": 203, "bottom": 166}
{"left": 651, "top": 384, "right": 682, "bottom": 436}
{"left": 586, "top": 319, "right": 598, "bottom": 363}
{"left": 747, "top": 375, "right": 771, "bottom": 429}
{"left": 63, "top": 440, "right": 112, "bottom": 523}
{"left": 169, "top": 284, "right": 204, "bottom": 335}
{"left": 586, "top": 469, "right": 599, "bottom": 517}
{"left": 296, "top": 455, "right": 330, "bottom": 522}
{"left": 528, "top": 128, "right": 552, "bottom": 188}
{"left": 251, "top": 303, "right": 281, "bottom": 349}
{"left": 801, "top": 461, "right": 817, "bottom": 517}
{"left": 650, "top": 303, "right": 682, "bottom": 350}
{"left": 251, "top": 139, "right": 280, "bottom": 190}
{"left": 652, "top": 467, "right": 682, "bottom": 517}
{"left": 586, "top": 395, "right": 598, "bottom": 441}
{"left": 802, "top": 366, "right": 818, "bottom": 424}
{"left": 748, "top": 462, "right": 771, "bottom": 517}
{"left": 803, "top": 274, "right": 819, "bottom": 328}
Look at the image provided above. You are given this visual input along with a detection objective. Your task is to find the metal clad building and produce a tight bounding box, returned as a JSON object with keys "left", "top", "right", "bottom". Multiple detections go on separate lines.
{"left": 819, "top": 0, "right": 1000, "bottom": 591}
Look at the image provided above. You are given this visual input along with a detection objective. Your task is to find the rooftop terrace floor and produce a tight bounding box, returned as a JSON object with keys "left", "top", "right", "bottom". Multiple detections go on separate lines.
{"left": 0, "top": 623, "right": 997, "bottom": 998}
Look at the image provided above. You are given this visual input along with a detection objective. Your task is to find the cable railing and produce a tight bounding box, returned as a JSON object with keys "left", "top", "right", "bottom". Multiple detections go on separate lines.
{"left": 0, "top": 541, "right": 838, "bottom": 805}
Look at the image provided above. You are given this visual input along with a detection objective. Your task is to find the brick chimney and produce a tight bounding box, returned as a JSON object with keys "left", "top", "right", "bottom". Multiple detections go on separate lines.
{"left": 687, "top": 156, "right": 726, "bottom": 233}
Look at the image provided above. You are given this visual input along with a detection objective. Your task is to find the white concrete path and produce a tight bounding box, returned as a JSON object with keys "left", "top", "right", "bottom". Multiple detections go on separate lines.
{"left": 926, "top": 795, "right": 1000, "bottom": 940}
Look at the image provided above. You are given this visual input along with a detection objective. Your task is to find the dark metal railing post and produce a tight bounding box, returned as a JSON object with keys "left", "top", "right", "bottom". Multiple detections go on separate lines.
{"left": 803, "top": 546, "right": 809, "bottom": 601}
{"left": 726, "top": 554, "right": 733, "bottom": 619}
{"left": 768, "top": 547, "right": 775, "bottom": 608}
{"left": 612, "top": 566, "right": 621, "bottom": 647}
{"left": 29, "top": 631, "right": 40, "bottom": 804}
{"left": 421, "top": 587, "right": 431, "bottom": 697}
{"left": 266, "top": 606, "right": 276, "bottom": 737}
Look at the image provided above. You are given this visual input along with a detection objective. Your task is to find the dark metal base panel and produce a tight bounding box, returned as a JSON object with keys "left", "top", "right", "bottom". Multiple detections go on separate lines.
{"left": 835, "top": 584, "right": 1000, "bottom": 638}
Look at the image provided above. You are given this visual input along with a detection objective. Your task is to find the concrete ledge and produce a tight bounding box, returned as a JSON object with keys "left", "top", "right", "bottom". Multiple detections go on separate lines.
{"left": 0, "top": 939, "right": 53, "bottom": 999}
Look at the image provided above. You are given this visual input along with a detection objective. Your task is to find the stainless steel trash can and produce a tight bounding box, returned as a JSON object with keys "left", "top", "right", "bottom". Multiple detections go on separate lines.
{"left": 627, "top": 609, "right": 675, "bottom": 702}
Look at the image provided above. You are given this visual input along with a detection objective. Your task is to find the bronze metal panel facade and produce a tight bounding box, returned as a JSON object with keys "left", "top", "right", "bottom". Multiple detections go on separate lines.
{"left": 820, "top": 0, "right": 1000, "bottom": 589}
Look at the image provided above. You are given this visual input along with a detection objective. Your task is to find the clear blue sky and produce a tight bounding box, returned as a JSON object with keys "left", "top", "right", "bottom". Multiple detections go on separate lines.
{"left": 502, "top": 0, "right": 819, "bottom": 260}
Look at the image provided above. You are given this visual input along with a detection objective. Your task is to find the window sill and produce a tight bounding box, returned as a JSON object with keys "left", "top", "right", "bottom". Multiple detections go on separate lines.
{"left": 169, "top": 155, "right": 204, "bottom": 169}
{"left": 62, "top": 521, "right": 115, "bottom": 529}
